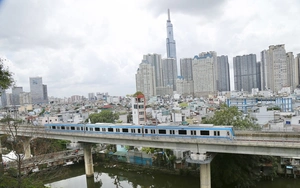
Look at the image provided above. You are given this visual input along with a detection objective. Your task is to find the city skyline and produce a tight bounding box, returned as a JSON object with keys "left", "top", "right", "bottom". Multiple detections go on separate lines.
{"left": 0, "top": 0, "right": 300, "bottom": 97}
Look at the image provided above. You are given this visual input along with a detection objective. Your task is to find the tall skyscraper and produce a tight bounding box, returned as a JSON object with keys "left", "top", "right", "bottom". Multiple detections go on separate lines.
{"left": 233, "top": 54, "right": 259, "bottom": 92}
{"left": 286, "top": 52, "right": 297, "bottom": 90}
{"left": 162, "top": 58, "right": 177, "bottom": 91}
{"left": 192, "top": 52, "right": 218, "bottom": 97}
{"left": 180, "top": 58, "right": 193, "bottom": 81}
{"left": 30, "top": 77, "right": 48, "bottom": 104}
{"left": 12, "top": 87, "right": 23, "bottom": 105}
{"left": 296, "top": 54, "right": 300, "bottom": 87}
{"left": 143, "top": 54, "right": 163, "bottom": 88}
{"left": 261, "top": 45, "right": 288, "bottom": 93}
{"left": 0, "top": 88, "right": 7, "bottom": 108}
{"left": 216, "top": 55, "right": 230, "bottom": 91}
{"left": 166, "top": 9, "right": 176, "bottom": 59}
{"left": 135, "top": 60, "right": 156, "bottom": 99}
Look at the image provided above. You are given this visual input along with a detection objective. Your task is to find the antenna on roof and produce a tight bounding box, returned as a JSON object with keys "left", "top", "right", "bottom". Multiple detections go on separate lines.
{"left": 168, "top": 9, "right": 170, "bottom": 21}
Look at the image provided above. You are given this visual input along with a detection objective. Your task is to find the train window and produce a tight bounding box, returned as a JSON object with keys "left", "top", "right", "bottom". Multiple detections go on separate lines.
{"left": 145, "top": 129, "right": 148, "bottom": 134}
{"left": 151, "top": 129, "right": 155, "bottom": 134}
{"left": 214, "top": 131, "right": 220, "bottom": 136}
{"left": 179, "top": 130, "right": 187, "bottom": 135}
{"left": 66, "top": 127, "right": 70, "bottom": 130}
{"left": 131, "top": 129, "right": 136, "bottom": 133}
{"left": 52, "top": 126, "right": 56, "bottom": 129}
{"left": 81, "top": 127, "right": 83, "bottom": 131}
{"left": 227, "top": 131, "right": 230, "bottom": 136}
{"left": 95, "top": 128, "right": 100, "bottom": 131}
{"left": 76, "top": 127, "right": 80, "bottom": 131}
{"left": 159, "top": 129, "right": 166, "bottom": 134}
{"left": 85, "top": 127, "right": 88, "bottom": 131}
{"left": 108, "top": 128, "right": 113, "bottom": 132}
{"left": 61, "top": 126, "right": 65, "bottom": 130}
{"left": 200, "top": 130, "right": 209, "bottom": 135}
{"left": 122, "top": 128, "right": 128, "bottom": 133}
{"left": 90, "top": 128, "right": 93, "bottom": 131}
{"left": 116, "top": 128, "right": 120, "bottom": 132}
{"left": 71, "top": 127, "right": 75, "bottom": 130}
{"left": 170, "top": 130, "right": 175, "bottom": 134}
{"left": 191, "top": 130, "right": 196, "bottom": 135}
{"left": 102, "top": 128, "right": 106, "bottom": 132}
{"left": 138, "top": 129, "right": 141, "bottom": 133}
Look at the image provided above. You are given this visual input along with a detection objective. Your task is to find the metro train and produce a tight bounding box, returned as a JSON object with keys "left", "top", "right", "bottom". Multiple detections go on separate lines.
{"left": 45, "top": 123, "right": 235, "bottom": 140}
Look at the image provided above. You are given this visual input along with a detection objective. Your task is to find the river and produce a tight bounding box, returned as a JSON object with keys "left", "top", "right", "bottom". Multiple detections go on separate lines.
{"left": 46, "top": 163, "right": 300, "bottom": 188}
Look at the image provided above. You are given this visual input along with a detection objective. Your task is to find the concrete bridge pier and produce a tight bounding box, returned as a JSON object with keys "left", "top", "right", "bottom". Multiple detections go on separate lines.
{"left": 0, "top": 138, "right": 3, "bottom": 173}
{"left": 83, "top": 143, "right": 94, "bottom": 177}
{"left": 22, "top": 137, "right": 31, "bottom": 159}
{"left": 200, "top": 163, "right": 211, "bottom": 188}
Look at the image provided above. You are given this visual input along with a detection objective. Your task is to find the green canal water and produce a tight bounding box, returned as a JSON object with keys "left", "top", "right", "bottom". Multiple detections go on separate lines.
{"left": 46, "top": 163, "right": 300, "bottom": 188}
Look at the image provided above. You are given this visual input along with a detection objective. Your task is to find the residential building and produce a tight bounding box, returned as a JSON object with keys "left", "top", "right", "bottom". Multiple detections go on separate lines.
{"left": 295, "top": 54, "right": 300, "bottom": 87}
{"left": 30, "top": 77, "right": 48, "bottom": 104}
{"left": 143, "top": 54, "right": 163, "bottom": 88}
{"left": 131, "top": 94, "right": 146, "bottom": 125}
{"left": 12, "top": 87, "right": 23, "bottom": 105}
{"left": 88, "top": 93, "right": 95, "bottom": 100}
{"left": 286, "top": 52, "right": 297, "bottom": 90}
{"left": 233, "top": 54, "right": 259, "bottom": 92}
{"left": 262, "top": 45, "right": 288, "bottom": 93}
{"left": 180, "top": 58, "right": 193, "bottom": 81}
{"left": 135, "top": 60, "right": 156, "bottom": 99}
{"left": 176, "top": 77, "right": 194, "bottom": 96}
{"left": 217, "top": 55, "right": 230, "bottom": 91}
{"left": 192, "top": 52, "right": 218, "bottom": 97}
{"left": 19, "top": 92, "right": 32, "bottom": 105}
{"left": 0, "top": 88, "right": 7, "bottom": 107}
{"left": 162, "top": 58, "right": 177, "bottom": 91}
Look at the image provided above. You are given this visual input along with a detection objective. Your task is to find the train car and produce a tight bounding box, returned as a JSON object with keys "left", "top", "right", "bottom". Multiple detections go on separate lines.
{"left": 45, "top": 123, "right": 235, "bottom": 140}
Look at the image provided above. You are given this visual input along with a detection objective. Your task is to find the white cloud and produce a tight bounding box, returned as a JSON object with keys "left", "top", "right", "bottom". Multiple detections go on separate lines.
{"left": 0, "top": 0, "right": 300, "bottom": 97}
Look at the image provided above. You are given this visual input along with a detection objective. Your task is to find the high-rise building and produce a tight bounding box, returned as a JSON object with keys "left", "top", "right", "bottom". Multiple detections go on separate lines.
{"left": 135, "top": 60, "right": 156, "bottom": 99}
{"left": 296, "top": 54, "right": 300, "bottom": 87}
{"left": 260, "top": 50, "right": 268, "bottom": 90}
{"left": 192, "top": 52, "right": 218, "bottom": 97}
{"left": 176, "top": 77, "right": 194, "bottom": 96}
{"left": 88, "top": 93, "right": 95, "bottom": 100}
{"left": 0, "top": 88, "right": 7, "bottom": 108}
{"left": 143, "top": 54, "right": 163, "bottom": 88}
{"left": 233, "top": 54, "right": 259, "bottom": 92}
{"left": 217, "top": 55, "right": 230, "bottom": 91}
{"left": 162, "top": 58, "right": 178, "bottom": 91}
{"left": 12, "top": 87, "right": 23, "bottom": 105}
{"left": 30, "top": 77, "right": 48, "bottom": 104}
{"left": 19, "top": 92, "right": 32, "bottom": 105}
{"left": 180, "top": 58, "right": 193, "bottom": 81}
{"left": 262, "top": 45, "right": 288, "bottom": 93}
{"left": 166, "top": 9, "right": 176, "bottom": 59}
{"left": 286, "top": 52, "right": 297, "bottom": 90}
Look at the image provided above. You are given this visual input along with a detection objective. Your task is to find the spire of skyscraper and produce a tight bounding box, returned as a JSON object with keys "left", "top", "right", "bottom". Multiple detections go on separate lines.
{"left": 166, "top": 9, "right": 176, "bottom": 59}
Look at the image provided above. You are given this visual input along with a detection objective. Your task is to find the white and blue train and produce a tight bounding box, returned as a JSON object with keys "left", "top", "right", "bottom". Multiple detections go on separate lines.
{"left": 45, "top": 123, "right": 235, "bottom": 140}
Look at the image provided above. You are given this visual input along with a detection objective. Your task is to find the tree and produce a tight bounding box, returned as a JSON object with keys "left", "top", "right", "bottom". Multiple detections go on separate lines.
{"left": 202, "top": 104, "right": 277, "bottom": 188}
{"left": 89, "top": 110, "right": 119, "bottom": 123}
{"left": 0, "top": 58, "right": 14, "bottom": 90}
{"left": 202, "top": 104, "right": 259, "bottom": 129}
{"left": 0, "top": 115, "right": 67, "bottom": 188}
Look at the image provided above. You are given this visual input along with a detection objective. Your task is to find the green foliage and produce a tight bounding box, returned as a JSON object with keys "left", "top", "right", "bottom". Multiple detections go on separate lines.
{"left": 89, "top": 110, "right": 119, "bottom": 123}
{"left": 267, "top": 106, "right": 281, "bottom": 111}
{"left": 0, "top": 59, "right": 14, "bottom": 90}
{"left": 133, "top": 91, "right": 144, "bottom": 97}
{"left": 179, "top": 102, "right": 188, "bottom": 108}
{"left": 202, "top": 104, "right": 259, "bottom": 129}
